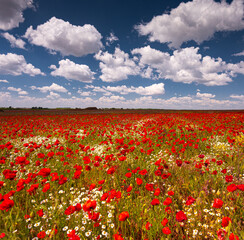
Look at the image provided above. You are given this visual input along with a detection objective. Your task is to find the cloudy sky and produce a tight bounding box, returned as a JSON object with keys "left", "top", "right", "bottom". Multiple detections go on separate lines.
{"left": 0, "top": 0, "right": 244, "bottom": 109}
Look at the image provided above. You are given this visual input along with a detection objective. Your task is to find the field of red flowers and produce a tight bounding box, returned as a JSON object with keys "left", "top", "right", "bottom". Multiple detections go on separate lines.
{"left": 0, "top": 112, "right": 243, "bottom": 240}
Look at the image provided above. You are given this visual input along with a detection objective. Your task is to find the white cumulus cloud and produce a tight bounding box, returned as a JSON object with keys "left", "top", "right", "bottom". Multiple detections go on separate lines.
{"left": 0, "top": 79, "right": 9, "bottom": 83}
{"left": 106, "top": 32, "right": 119, "bottom": 46}
{"left": 85, "top": 85, "right": 112, "bottom": 96}
{"left": 99, "top": 95, "right": 125, "bottom": 103}
{"left": 0, "top": 0, "right": 33, "bottom": 30}
{"left": 95, "top": 47, "right": 140, "bottom": 82}
{"left": 0, "top": 92, "right": 11, "bottom": 104}
{"left": 196, "top": 92, "right": 215, "bottom": 98}
{"left": 227, "top": 61, "right": 244, "bottom": 75}
{"left": 7, "top": 86, "right": 28, "bottom": 95}
{"left": 105, "top": 83, "right": 165, "bottom": 95}
{"left": 0, "top": 53, "right": 44, "bottom": 76}
{"left": 77, "top": 90, "right": 95, "bottom": 97}
{"left": 47, "top": 91, "right": 61, "bottom": 99}
{"left": 1, "top": 33, "right": 26, "bottom": 49}
{"left": 230, "top": 94, "right": 244, "bottom": 101}
{"left": 136, "top": 0, "right": 244, "bottom": 48}
{"left": 105, "top": 85, "right": 133, "bottom": 94}
{"left": 86, "top": 83, "right": 165, "bottom": 96}
{"left": 50, "top": 59, "right": 95, "bottom": 82}
{"left": 31, "top": 83, "right": 68, "bottom": 93}
{"left": 233, "top": 50, "right": 244, "bottom": 56}
{"left": 132, "top": 46, "right": 244, "bottom": 86}
{"left": 24, "top": 17, "right": 103, "bottom": 57}
{"left": 134, "top": 83, "right": 165, "bottom": 95}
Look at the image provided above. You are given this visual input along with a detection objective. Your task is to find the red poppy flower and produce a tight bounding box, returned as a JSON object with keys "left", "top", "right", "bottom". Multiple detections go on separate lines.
{"left": 16, "top": 179, "right": 25, "bottom": 192}
{"left": 27, "top": 183, "right": 39, "bottom": 195}
{"left": 114, "top": 233, "right": 124, "bottom": 240}
{"left": 176, "top": 211, "right": 187, "bottom": 222}
{"left": 162, "top": 227, "right": 171, "bottom": 234}
{"left": 162, "top": 173, "right": 171, "bottom": 179}
{"left": 85, "top": 165, "right": 91, "bottom": 171}
{"left": 73, "top": 170, "right": 82, "bottom": 179}
{"left": 127, "top": 186, "right": 132, "bottom": 192}
{"left": 176, "top": 160, "right": 182, "bottom": 167}
{"left": 15, "top": 156, "right": 28, "bottom": 166}
{"left": 225, "top": 175, "right": 233, "bottom": 182}
{"left": 64, "top": 205, "right": 76, "bottom": 215}
{"left": 35, "top": 160, "right": 41, "bottom": 166}
{"left": 37, "top": 231, "right": 46, "bottom": 239}
{"left": 119, "top": 211, "right": 129, "bottom": 221}
{"left": 221, "top": 169, "right": 227, "bottom": 174}
{"left": 145, "top": 183, "right": 154, "bottom": 191}
{"left": 237, "top": 184, "right": 244, "bottom": 191}
{"left": 83, "top": 199, "right": 96, "bottom": 212}
{"left": 3, "top": 169, "right": 17, "bottom": 180}
{"left": 107, "top": 167, "right": 115, "bottom": 174}
{"left": 185, "top": 196, "right": 196, "bottom": 205}
{"left": 145, "top": 221, "right": 152, "bottom": 230}
{"left": 161, "top": 218, "right": 168, "bottom": 226}
{"left": 151, "top": 198, "right": 160, "bottom": 205}
{"left": 42, "top": 183, "right": 50, "bottom": 192}
{"left": 37, "top": 209, "right": 44, "bottom": 217}
{"left": 0, "top": 198, "right": 14, "bottom": 212}
{"left": 38, "top": 168, "right": 51, "bottom": 177}
{"left": 154, "top": 188, "right": 160, "bottom": 196}
{"left": 98, "top": 180, "right": 105, "bottom": 185}
{"left": 58, "top": 175, "right": 67, "bottom": 185}
{"left": 0, "top": 233, "right": 5, "bottom": 238}
{"left": 221, "top": 216, "right": 231, "bottom": 227}
{"left": 89, "top": 211, "right": 100, "bottom": 222}
{"left": 138, "top": 169, "right": 147, "bottom": 175}
{"left": 168, "top": 191, "right": 174, "bottom": 196}
{"left": 125, "top": 172, "right": 132, "bottom": 178}
{"left": 51, "top": 172, "right": 59, "bottom": 181}
{"left": 74, "top": 203, "right": 82, "bottom": 212}
{"left": 163, "top": 197, "right": 172, "bottom": 206}
{"left": 165, "top": 207, "right": 172, "bottom": 214}
{"left": 37, "top": 153, "right": 45, "bottom": 159}
{"left": 217, "top": 229, "right": 227, "bottom": 240}
{"left": 217, "top": 160, "right": 223, "bottom": 166}
{"left": 154, "top": 170, "right": 162, "bottom": 176}
{"left": 227, "top": 184, "right": 237, "bottom": 192}
{"left": 67, "top": 230, "right": 80, "bottom": 240}
{"left": 229, "top": 233, "right": 240, "bottom": 240}
{"left": 101, "top": 193, "right": 108, "bottom": 201}
{"left": 212, "top": 198, "right": 223, "bottom": 208}
{"left": 119, "top": 156, "right": 126, "bottom": 161}
{"left": 136, "top": 178, "right": 143, "bottom": 185}
{"left": 89, "top": 183, "right": 96, "bottom": 191}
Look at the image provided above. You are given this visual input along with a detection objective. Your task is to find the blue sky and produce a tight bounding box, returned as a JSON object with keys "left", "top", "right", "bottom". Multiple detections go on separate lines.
{"left": 0, "top": 0, "right": 244, "bottom": 109}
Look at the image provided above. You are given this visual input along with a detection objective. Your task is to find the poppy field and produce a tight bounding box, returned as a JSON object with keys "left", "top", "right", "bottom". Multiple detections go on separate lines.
{"left": 0, "top": 111, "right": 243, "bottom": 240}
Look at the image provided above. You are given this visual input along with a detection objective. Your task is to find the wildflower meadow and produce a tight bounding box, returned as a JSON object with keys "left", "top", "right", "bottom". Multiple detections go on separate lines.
{"left": 0, "top": 111, "right": 243, "bottom": 240}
